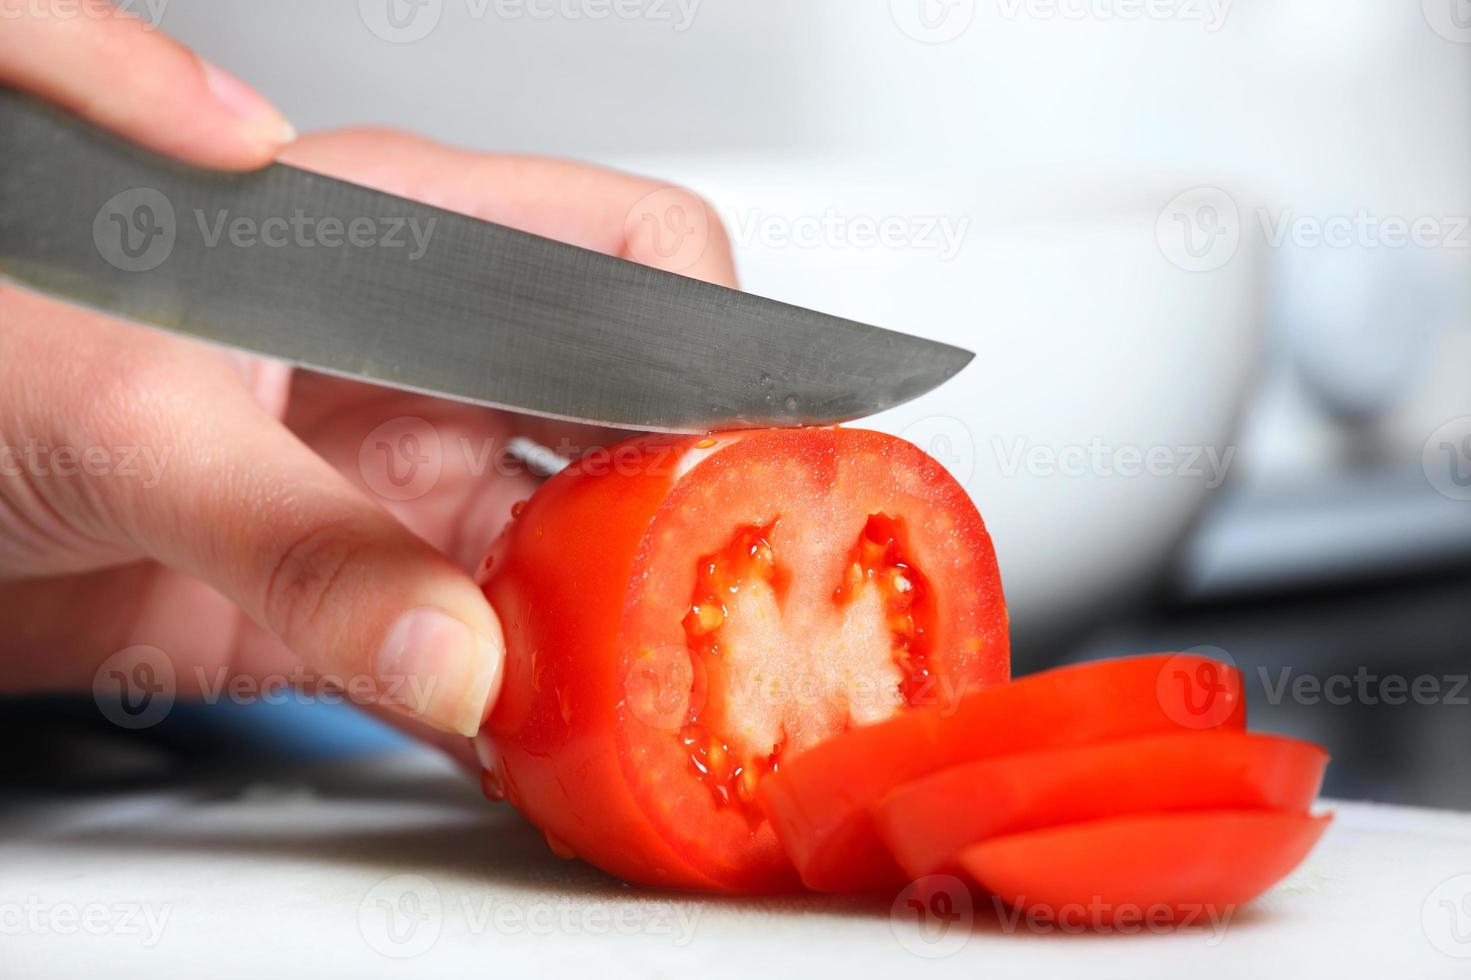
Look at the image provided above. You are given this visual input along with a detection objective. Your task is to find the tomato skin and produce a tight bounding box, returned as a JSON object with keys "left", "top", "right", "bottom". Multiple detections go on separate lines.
{"left": 758, "top": 653, "right": 1246, "bottom": 893}
{"left": 874, "top": 732, "right": 1328, "bottom": 880}
{"left": 960, "top": 811, "right": 1332, "bottom": 923}
{"left": 480, "top": 433, "right": 722, "bottom": 889}
{"left": 479, "top": 427, "right": 1009, "bottom": 893}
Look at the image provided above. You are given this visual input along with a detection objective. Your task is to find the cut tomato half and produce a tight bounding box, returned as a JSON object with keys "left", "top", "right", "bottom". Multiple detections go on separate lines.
{"left": 478, "top": 427, "right": 1009, "bottom": 892}
{"left": 758, "top": 653, "right": 1246, "bottom": 892}
{"left": 875, "top": 731, "right": 1328, "bottom": 879}
{"left": 960, "top": 810, "right": 1332, "bottom": 924}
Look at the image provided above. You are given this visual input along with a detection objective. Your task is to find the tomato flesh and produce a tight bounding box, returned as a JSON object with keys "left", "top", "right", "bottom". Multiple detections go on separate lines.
{"left": 479, "top": 427, "right": 1008, "bottom": 892}
{"left": 960, "top": 810, "right": 1332, "bottom": 923}
{"left": 757, "top": 653, "right": 1247, "bottom": 892}
{"left": 875, "top": 731, "right": 1328, "bottom": 879}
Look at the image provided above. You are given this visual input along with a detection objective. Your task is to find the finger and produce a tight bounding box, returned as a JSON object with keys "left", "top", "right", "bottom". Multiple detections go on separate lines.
{"left": 0, "top": 0, "right": 293, "bottom": 169}
{"left": 3, "top": 286, "right": 501, "bottom": 736}
{"left": 280, "top": 129, "right": 739, "bottom": 288}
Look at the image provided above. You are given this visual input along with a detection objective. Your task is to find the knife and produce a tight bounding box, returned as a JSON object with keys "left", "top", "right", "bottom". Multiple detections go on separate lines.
{"left": 0, "top": 89, "right": 972, "bottom": 433}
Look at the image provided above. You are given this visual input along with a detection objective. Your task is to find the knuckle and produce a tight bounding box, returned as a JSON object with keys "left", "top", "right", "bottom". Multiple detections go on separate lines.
{"left": 260, "top": 518, "right": 370, "bottom": 641}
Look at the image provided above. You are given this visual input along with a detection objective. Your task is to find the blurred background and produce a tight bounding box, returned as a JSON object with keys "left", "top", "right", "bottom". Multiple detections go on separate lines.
{"left": 8, "top": 1, "right": 1471, "bottom": 814}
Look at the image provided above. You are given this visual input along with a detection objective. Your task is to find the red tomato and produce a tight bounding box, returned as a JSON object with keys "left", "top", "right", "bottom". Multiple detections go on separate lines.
{"left": 875, "top": 731, "right": 1328, "bottom": 879}
{"left": 477, "top": 427, "right": 1009, "bottom": 892}
{"left": 758, "top": 653, "right": 1246, "bottom": 892}
{"left": 960, "top": 810, "right": 1332, "bottom": 923}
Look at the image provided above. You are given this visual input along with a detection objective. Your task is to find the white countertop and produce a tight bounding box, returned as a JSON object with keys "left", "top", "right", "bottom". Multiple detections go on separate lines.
{"left": 3, "top": 749, "right": 1470, "bottom": 979}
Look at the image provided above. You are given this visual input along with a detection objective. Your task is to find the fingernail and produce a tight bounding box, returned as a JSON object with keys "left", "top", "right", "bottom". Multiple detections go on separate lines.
{"left": 200, "top": 60, "right": 297, "bottom": 148}
{"left": 377, "top": 608, "right": 504, "bottom": 736}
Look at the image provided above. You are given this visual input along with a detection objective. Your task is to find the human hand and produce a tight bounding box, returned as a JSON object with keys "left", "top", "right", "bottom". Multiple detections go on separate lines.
{"left": 0, "top": 1, "right": 735, "bottom": 746}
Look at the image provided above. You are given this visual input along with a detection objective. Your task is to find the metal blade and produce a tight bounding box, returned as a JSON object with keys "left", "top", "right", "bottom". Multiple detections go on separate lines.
{"left": 0, "top": 90, "right": 972, "bottom": 432}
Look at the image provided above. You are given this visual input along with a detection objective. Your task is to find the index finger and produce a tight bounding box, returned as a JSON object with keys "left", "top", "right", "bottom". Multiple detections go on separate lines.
{"left": 0, "top": 0, "right": 293, "bottom": 168}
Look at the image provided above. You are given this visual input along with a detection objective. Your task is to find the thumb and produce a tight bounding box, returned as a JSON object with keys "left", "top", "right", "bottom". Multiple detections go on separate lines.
{"left": 19, "top": 299, "right": 502, "bottom": 736}
{"left": 0, "top": 0, "right": 294, "bottom": 169}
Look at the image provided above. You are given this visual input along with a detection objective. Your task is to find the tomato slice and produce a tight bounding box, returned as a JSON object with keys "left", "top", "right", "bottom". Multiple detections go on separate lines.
{"left": 758, "top": 653, "right": 1246, "bottom": 892}
{"left": 875, "top": 731, "right": 1328, "bottom": 879}
{"left": 959, "top": 810, "right": 1332, "bottom": 924}
{"left": 478, "top": 427, "right": 1009, "bottom": 892}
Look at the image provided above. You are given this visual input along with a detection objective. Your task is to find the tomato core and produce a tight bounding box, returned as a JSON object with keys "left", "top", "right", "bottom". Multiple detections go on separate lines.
{"left": 678, "top": 513, "right": 936, "bottom": 823}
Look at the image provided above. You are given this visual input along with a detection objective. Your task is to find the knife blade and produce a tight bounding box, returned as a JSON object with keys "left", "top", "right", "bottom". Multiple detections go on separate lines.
{"left": 0, "top": 89, "right": 972, "bottom": 433}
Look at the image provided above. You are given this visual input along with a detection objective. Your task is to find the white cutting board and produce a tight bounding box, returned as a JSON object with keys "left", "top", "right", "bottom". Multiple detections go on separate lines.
{"left": 3, "top": 749, "right": 1469, "bottom": 980}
